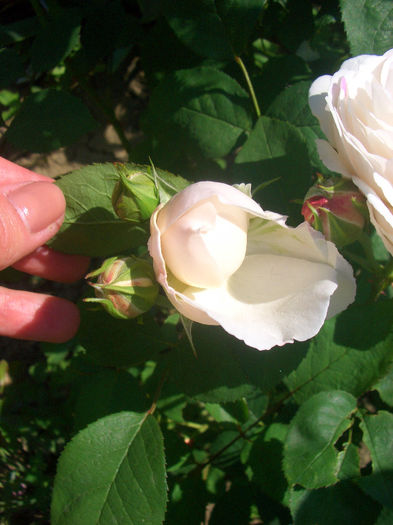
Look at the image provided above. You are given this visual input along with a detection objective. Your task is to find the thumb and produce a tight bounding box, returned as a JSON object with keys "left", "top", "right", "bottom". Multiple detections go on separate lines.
{"left": 0, "top": 181, "right": 66, "bottom": 270}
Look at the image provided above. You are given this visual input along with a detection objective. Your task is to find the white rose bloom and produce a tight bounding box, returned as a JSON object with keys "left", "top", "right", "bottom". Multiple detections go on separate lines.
{"left": 309, "top": 49, "right": 393, "bottom": 255}
{"left": 148, "top": 181, "right": 356, "bottom": 351}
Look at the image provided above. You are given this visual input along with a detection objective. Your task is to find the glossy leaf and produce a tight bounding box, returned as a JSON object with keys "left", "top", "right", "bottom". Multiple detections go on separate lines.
{"left": 51, "top": 412, "right": 167, "bottom": 525}
{"left": 78, "top": 308, "right": 169, "bottom": 368}
{"left": 341, "top": 0, "right": 393, "bottom": 55}
{"left": 358, "top": 411, "right": 393, "bottom": 509}
{"left": 73, "top": 369, "right": 149, "bottom": 431}
{"left": 246, "top": 423, "right": 290, "bottom": 504}
{"left": 283, "top": 391, "right": 357, "bottom": 489}
{"left": 375, "top": 366, "right": 393, "bottom": 407}
{"left": 0, "top": 48, "right": 24, "bottom": 89}
{"left": 6, "top": 89, "right": 96, "bottom": 153}
{"left": 164, "top": 0, "right": 233, "bottom": 60}
{"left": 214, "top": 0, "right": 264, "bottom": 54}
{"left": 143, "top": 67, "right": 252, "bottom": 159}
{"left": 285, "top": 300, "right": 393, "bottom": 404}
{"left": 234, "top": 115, "right": 311, "bottom": 223}
{"left": 31, "top": 9, "right": 81, "bottom": 72}
{"left": 167, "top": 323, "right": 308, "bottom": 402}
{"left": 336, "top": 442, "right": 360, "bottom": 481}
{"left": 266, "top": 80, "right": 332, "bottom": 176}
{"left": 51, "top": 163, "right": 148, "bottom": 256}
{"left": 289, "top": 483, "right": 380, "bottom": 525}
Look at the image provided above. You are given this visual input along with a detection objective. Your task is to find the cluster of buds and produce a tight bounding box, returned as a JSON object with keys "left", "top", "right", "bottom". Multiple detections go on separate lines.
{"left": 85, "top": 256, "right": 159, "bottom": 319}
{"left": 112, "top": 162, "right": 160, "bottom": 222}
{"left": 302, "top": 175, "right": 368, "bottom": 248}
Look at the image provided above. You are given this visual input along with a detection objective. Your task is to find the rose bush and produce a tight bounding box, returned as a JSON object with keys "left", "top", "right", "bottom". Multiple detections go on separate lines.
{"left": 148, "top": 181, "right": 356, "bottom": 351}
{"left": 308, "top": 49, "right": 393, "bottom": 255}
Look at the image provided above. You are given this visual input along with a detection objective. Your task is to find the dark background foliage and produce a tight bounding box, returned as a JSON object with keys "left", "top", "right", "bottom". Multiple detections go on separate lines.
{"left": 1, "top": 1, "right": 393, "bottom": 523}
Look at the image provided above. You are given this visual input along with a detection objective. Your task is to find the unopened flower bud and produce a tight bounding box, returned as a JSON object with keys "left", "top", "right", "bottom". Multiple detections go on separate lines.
{"left": 302, "top": 176, "right": 367, "bottom": 247}
{"left": 85, "top": 256, "right": 159, "bottom": 319}
{"left": 112, "top": 163, "right": 159, "bottom": 222}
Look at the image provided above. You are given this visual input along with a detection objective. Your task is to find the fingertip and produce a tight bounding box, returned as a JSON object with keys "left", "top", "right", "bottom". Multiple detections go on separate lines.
{"left": 13, "top": 246, "right": 91, "bottom": 283}
{"left": 36, "top": 296, "right": 81, "bottom": 343}
{"left": 7, "top": 181, "right": 65, "bottom": 234}
{"left": 0, "top": 287, "right": 81, "bottom": 343}
{"left": 0, "top": 182, "right": 66, "bottom": 270}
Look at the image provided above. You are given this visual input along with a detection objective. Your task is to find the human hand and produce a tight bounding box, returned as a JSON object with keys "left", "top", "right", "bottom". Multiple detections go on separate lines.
{"left": 0, "top": 156, "right": 90, "bottom": 343}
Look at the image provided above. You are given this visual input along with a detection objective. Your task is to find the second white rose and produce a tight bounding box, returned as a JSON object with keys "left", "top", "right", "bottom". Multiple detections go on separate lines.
{"left": 148, "top": 181, "right": 356, "bottom": 351}
{"left": 309, "top": 48, "right": 393, "bottom": 255}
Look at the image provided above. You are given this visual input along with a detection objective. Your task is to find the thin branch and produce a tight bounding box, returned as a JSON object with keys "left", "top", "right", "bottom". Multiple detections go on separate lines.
{"left": 235, "top": 55, "right": 261, "bottom": 119}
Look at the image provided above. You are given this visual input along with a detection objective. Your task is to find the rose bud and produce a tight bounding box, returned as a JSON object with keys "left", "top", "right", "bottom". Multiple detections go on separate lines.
{"left": 148, "top": 181, "right": 356, "bottom": 351}
{"left": 112, "top": 163, "right": 159, "bottom": 222}
{"left": 302, "top": 176, "right": 368, "bottom": 247}
{"left": 85, "top": 256, "right": 159, "bottom": 319}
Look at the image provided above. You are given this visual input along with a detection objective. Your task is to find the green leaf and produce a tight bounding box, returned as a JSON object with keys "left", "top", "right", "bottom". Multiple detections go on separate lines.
{"left": 163, "top": 0, "right": 233, "bottom": 60}
{"left": 156, "top": 384, "right": 187, "bottom": 424}
{"left": 375, "top": 365, "right": 393, "bottom": 406}
{"left": 340, "top": 0, "right": 393, "bottom": 55}
{"left": 289, "top": 482, "right": 380, "bottom": 525}
{"left": 51, "top": 412, "right": 167, "bottom": 525}
{"left": 234, "top": 115, "right": 311, "bottom": 223}
{"left": 246, "top": 423, "right": 290, "bottom": 505}
{"left": 150, "top": 161, "right": 190, "bottom": 204}
{"left": 73, "top": 369, "right": 149, "bottom": 431}
{"left": 283, "top": 390, "right": 357, "bottom": 489}
{"left": 336, "top": 442, "right": 360, "bottom": 481}
{"left": 0, "top": 89, "right": 21, "bottom": 121}
{"left": 81, "top": 2, "right": 140, "bottom": 65}
{"left": 51, "top": 163, "right": 148, "bottom": 256}
{"left": 254, "top": 55, "right": 311, "bottom": 112}
{"left": 262, "top": 0, "right": 314, "bottom": 52}
{"left": 205, "top": 402, "right": 240, "bottom": 424}
{"left": 141, "top": 17, "right": 203, "bottom": 87}
{"left": 210, "top": 429, "right": 245, "bottom": 469}
{"left": 0, "top": 48, "right": 24, "bottom": 89}
{"left": 31, "top": 9, "right": 81, "bottom": 72}
{"left": 358, "top": 411, "right": 393, "bottom": 509}
{"left": 78, "top": 308, "right": 169, "bottom": 368}
{"left": 0, "top": 17, "right": 39, "bottom": 45}
{"left": 209, "top": 478, "right": 252, "bottom": 525}
{"left": 266, "top": 80, "right": 332, "bottom": 176}
{"left": 214, "top": 0, "right": 264, "bottom": 55}
{"left": 6, "top": 89, "right": 96, "bottom": 153}
{"left": 143, "top": 67, "right": 253, "bottom": 159}
{"left": 285, "top": 300, "right": 393, "bottom": 404}
{"left": 166, "top": 476, "right": 208, "bottom": 525}
{"left": 375, "top": 507, "right": 393, "bottom": 525}
{"left": 167, "top": 324, "right": 308, "bottom": 403}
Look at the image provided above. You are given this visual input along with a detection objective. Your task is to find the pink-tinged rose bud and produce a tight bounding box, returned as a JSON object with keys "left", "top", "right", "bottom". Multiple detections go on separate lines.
{"left": 85, "top": 256, "right": 159, "bottom": 319}
{"left": 302, "top": 176, "right": 367, "bottom": 248}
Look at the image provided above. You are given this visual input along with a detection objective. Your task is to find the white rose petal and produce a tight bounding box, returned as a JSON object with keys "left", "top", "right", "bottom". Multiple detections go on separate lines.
{"left": 309, "top": 48, "right": 393, "bottom": 255}
{"left": 149, "top": 182, "right": 356, "bottom": 351}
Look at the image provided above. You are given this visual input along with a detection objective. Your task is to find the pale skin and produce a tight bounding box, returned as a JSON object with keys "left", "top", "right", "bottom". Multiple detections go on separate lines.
{"left": 0, "top": 156, "right": 90, "bottom": 343}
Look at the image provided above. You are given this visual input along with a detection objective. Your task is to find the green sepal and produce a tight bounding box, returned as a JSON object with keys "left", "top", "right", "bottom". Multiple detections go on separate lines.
{"left": 112, "top": 163, "right": 159, "bottom": 222}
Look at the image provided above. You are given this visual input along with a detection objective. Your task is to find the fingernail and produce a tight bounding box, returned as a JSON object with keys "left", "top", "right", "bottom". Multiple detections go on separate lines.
{"left": 7, "top": 182, "right": 65, "bottom": 234}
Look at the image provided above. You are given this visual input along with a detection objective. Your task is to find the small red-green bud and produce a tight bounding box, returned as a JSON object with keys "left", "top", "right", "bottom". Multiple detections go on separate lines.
{"left": 302, "top": 175, "right": 368, "bottom": 247}
{"left": 112, "top": 163, "right": 159, "bottom": 222}
{"left": 85, "top": 256, "right": 159, "bottom": 319}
